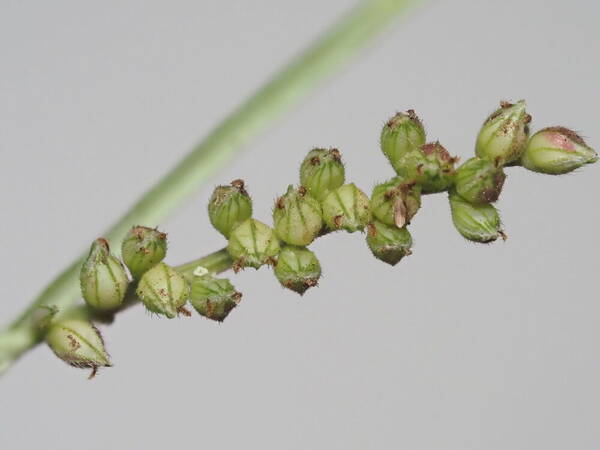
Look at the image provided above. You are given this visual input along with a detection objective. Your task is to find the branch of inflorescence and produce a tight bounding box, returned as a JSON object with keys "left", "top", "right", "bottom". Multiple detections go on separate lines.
{"left": 0, "top": 0, "right": 426, "bottom": 376}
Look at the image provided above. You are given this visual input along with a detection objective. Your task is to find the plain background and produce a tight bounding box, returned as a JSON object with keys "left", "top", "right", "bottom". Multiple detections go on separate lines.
{"left": 1, "top": 1, "right": 599, "bottom": 449}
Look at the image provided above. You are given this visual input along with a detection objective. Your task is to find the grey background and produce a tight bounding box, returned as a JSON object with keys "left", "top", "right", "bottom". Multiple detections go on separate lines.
{"left": 1, "top": 1, "right": 599, "bottom": 449}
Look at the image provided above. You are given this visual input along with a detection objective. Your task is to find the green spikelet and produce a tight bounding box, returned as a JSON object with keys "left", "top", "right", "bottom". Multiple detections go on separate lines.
{"left": 394, "top": 141, "right": 458, "bottom": 193}
{"left": 454, "top": 157, "right": 506, "bottom": 204}
{"left": 208, "top": 179, "right": 253, "bottom": 238}
{"left": 80, "top": 238, "right": 129, "bottom": 311}
{"left": 366, "top": 221, "right": 412, "bottom": 266}
{"left": 190, "top": 276, "right": 242, "bottom": 322}
{"left": 522, "top": 127, "right": 598, "bottom": 174}
{"left": 299, "top": 148, "right": 345, "bottom": 201}
{"left": 136, "top": 262, "right": 189, "bottom": 318}
{"left": 380, "top": 110, "right": 426, "bottom": 170}
{"left": 273, "top": 185, "right": 323, "bottom": 246}
{"left": 321, "top": 183, "right": 371, "bottom": 232}
{"left": 370, "top": 177, "right": 421, "bottom": 229}
{"left": 449, "top": 191, "right": 504, "bottom": 243}
{"left": 121, "top": 226, "right": 168, "bottom": 279}
{"left": 46, "top": 313, "right": 111, "bottom": 372}
{"left": 475, "top": 100, "right": 531, "bottom": 165}
{"left": 274, "top": 246, "right": 322, "bottom": 295}
{"left": 227, "top": 218, "right": 281, "bottom": 271}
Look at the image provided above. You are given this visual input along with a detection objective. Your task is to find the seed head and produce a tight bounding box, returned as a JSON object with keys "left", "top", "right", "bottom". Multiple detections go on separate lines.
{"left": 454, "top": 157, "right": 506, "bottom": 204}
{"left": 380, "top": 110, "right": 426, "bottom": 171}
{"left": 476, "top": 100, "right": 530, "bottom": 165}
{"left": 273, "top": 185, "right": 323, "bottom": 246}
{"left": 521, "top": 126, "right": 598, "bottom": 174}
{"left": 274, "top": 246, "right": 322, "bottom": 295}
{"left": 321, "top": 183, "right": 371, "bottom": 233}
{"left": 80, "top": 238, "right": 129, "bottom": 311}
{"left": 208, "top": 179, "right": 253, "bottom": 238}
{"left": 366, "top": 221, "right": 412, "bottom": 266}
{"left": 190, "top": 276, "right": 242, "bottom": 322}
{"left": 300, "top": 148, "right": 345, "bottom": 201}
{"left": 227, "top": 218, "right": 281, "bottom": 270}
{"left": 121, "top": 226, "right": 168, "bottom": 279}
{"left": 136, "top": 262, "right": 189, "bottom": 318}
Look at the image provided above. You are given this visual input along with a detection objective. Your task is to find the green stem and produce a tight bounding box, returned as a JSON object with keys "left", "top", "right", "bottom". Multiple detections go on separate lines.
{"left": 0, "top": 0, "right": 423, "bottom": 375}
{"left": 175, "top": 249, "right": 232, "bottom": 283}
